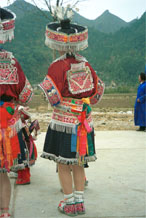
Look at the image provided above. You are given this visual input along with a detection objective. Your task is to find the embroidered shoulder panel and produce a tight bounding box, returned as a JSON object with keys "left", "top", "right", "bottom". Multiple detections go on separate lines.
{"left": 90, "top": 77, "right": 105, "bottom": 105}
{"left": 67, "top": 62, "right": 94, "bottom": 94}
{"left": 19, "top": 78, "right": 33, "bottom": 104}
{"left": 0, "top": 51, "right": 18, "bottom": 84}
{"left": 39, "top": 75, "right": 62, "bottom": 106}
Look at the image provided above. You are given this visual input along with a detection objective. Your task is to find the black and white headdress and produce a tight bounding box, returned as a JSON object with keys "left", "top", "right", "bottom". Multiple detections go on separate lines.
{"left": 45, "top": 5, "right": 88, "bottom": 52}
{"left": 0, "top": 8, "right": 16, "bottom": 44}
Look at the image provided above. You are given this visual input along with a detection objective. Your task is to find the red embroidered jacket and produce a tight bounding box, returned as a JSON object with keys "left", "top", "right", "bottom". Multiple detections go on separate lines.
{"left": 0, "top": 50, "right": 33, "bottom": 104}
{"left": 48, "top": 57, "right": 97, "bottom": 99}
{"left": 39, "top": 54, "right": 104, "bottom": 106}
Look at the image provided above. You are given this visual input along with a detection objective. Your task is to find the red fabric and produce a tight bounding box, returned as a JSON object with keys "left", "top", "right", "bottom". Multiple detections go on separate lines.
{"left": 77, "top": 111, "right": 87, "bottom": 156}
{"left": 0, "top": 107, "right": 12, "bottom": 129}
{"left": 0, "top": 102, "right": 14, "bottom": 128}
{"left": 0, "top": 128, "right": 13, "bottom": 171}
{"left": 16, "top": 168, "right": 30, "bottom": 185}
{"left": 0, "top": 58, "right": 26, "bottom": 100}
{"left": 16, "top": 170, "right": 22, "bottom": 184}
{"left": 11, "top": 134, "right": 21, "bottom": 159}
{"left": 33, "top": 141, "right": 37, "bottom": 160}
{"left": 47, "top": 57, "right": 97, "bottom": 99}
{"left": 0, "top": 103, "right": 20, "bottom": 171}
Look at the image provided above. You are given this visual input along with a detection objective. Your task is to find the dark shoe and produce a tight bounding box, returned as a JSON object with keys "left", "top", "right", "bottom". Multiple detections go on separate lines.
{"left": 136, "top": 127, "right": 145, "bottom": 131}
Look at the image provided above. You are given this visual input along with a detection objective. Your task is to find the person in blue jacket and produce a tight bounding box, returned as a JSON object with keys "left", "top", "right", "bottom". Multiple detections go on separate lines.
{"left": 134, "top": 72, "right": 146, "bottom": 131}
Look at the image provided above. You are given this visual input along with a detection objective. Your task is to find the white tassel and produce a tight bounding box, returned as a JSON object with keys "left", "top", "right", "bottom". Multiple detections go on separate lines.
{"left": 56, "top": 6, "right": 64, "bottom": 20}
{"left": 49, "top": 121, "right": 75, "bottom": 134}
{"left": 52, "top": 53, "right": 87, "bottom": 63}
{"left": 53, "top": 5, "right": 74, "bottom": 21}
{"left": 41, "top": 152, "right": 97, "bottom": 164}
{"left": 9, "top": 118, "right": 23, "bottom": 138}
{"left": 67, "top": 10, "right": 74, "bottom": 19}
{"left": 45, "top": 36, "right": 88, "bottom": 52}
{"left": 0, "top": 28, "right": 14, "bottom": 43}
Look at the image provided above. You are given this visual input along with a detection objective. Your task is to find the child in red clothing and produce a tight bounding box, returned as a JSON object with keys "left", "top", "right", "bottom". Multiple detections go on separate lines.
{"left": 16, "top": 107, "right": 39, "bottom": 185}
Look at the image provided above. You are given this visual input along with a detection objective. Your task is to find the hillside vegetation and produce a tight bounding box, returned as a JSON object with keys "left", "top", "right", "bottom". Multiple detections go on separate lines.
{"left": 4, "top": 0, "right": 145, "bottom": 91}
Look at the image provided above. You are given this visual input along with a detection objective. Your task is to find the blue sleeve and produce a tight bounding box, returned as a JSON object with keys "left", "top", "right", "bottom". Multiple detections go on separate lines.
{"left": 139, "top": 94, "right": 146, "bottom": 103}
{"left": 139, "top": 84, "right": 146, "bottom": 103}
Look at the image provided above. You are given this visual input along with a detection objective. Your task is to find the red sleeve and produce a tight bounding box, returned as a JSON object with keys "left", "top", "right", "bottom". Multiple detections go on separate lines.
{"left": 14, "top": 59, "right": 26, "bottom": 97}
{"left": 0, "top": 58, "right": 26, "bottom": 100}
{"left": 87, "top": 63, "right": 105, "bottom": 105}
{"left": 85, "top": 62, "right": 98, "bottom": 97}
{"left": 11, "top": 59, "right": 33, "bottom": 104}
{"left": 47, "top": 61, "right": 65, "bottom": 93}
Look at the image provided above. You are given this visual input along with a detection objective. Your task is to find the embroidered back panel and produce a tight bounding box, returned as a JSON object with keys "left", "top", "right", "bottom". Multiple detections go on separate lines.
{"left": 67, "top": 62, "right": 94, "bottom": 94}
{"left": 0, "top": 51, "right": 18, "bottom": 84}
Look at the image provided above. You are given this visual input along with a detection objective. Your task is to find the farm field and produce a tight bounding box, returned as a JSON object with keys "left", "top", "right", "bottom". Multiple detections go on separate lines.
{"left": 29, "top": 93, "right": 137, "bottom": 131}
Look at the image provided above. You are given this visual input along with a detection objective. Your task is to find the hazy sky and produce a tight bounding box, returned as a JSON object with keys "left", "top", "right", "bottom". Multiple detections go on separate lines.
{"left": 0, "top": 0, "right": 146, "bottom": 21}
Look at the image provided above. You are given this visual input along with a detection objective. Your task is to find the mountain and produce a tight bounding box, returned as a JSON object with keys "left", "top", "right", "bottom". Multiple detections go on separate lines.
{"left": 85, "top": 12, "right": 145, "bottom": 86}
{"left": 73, "top": 10, "right": 136, "bottom": 34}
{"left": 5, "top": 0, "right": 52, "bottom": 83}
{"left": 73, "top": 11, "right": 93, "bottom": 28}
{"left": 91, "top": 10, "right": 129, "bottom": 33}
{"left": 7, "top": 0, "right": 36, "bottom": 18}
{"left": 3, "top": 0, "right": 145, "bottom": 88}
{"left": 7, "top": 0, "right": 137, "bottom": 34}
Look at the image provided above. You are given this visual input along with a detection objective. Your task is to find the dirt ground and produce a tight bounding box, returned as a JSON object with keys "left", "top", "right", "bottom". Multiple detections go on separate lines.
{"left": 29, "top": 111, "right": 136, "bottom": 131}
{"left": 28, "top": 94, "right": 137, "bottom": 131}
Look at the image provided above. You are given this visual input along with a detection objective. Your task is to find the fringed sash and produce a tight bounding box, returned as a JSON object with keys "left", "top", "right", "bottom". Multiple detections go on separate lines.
{"left": 0, "top": 102, "right": 22, "bottom": 171}
{"left": 71, "top": 98, "right": 94, "bottom": 166}
{"left": 50, "top": 97, "right": 93, "bottom": 134}
{"left": 50, "top": 97, "right": 94, "bottom": 166}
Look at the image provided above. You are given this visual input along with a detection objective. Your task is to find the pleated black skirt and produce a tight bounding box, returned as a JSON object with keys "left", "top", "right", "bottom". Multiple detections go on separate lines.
{"left": 41, "top": 125, "right": 97, "bottom": 165}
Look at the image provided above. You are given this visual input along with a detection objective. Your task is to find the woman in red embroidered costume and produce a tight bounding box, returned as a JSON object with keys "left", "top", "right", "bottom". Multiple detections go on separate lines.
{"left": 0, "top": 8, "right": 33, "bottom": 218}
{"left": 39, "top": 7, "right": 104, "bottom": 217}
